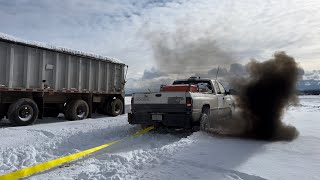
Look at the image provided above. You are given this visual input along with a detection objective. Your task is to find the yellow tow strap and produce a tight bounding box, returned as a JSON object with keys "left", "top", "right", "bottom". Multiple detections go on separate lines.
{"left": 0, "top": 126, "right": 154, "bottom": 180}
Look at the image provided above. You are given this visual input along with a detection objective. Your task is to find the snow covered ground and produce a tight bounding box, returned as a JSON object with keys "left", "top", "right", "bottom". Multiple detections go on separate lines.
{"left": 0, "top": 96, "right": 319, "bottom": 180}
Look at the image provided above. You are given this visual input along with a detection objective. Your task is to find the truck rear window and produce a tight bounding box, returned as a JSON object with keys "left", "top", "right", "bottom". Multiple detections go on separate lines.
{"left": 173, "top": 81, "right": 213, "bottom": 91}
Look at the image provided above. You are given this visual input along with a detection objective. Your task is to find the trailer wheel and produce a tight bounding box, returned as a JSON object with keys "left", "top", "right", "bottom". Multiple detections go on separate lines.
{"left": 7, "top": 98, "right": 39, "bottom": 126}
{"left": 65, "top": 100, "right": 89, "bottom": 120}
{"left": 108, "top": 99, "right": 123, "bottom": 116}
{"left": 200, "top": 113, "right": 209, "bottom": 131}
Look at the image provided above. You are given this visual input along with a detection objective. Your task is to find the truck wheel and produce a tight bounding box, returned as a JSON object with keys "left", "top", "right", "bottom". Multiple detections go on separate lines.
{"left": 108, "top": 99, "right": 123, "bottom": 116}
{"left": 200, "top": 113, "right": 209, "bottom": 131}
{"left": 7, "top": 98, "right": 39, "bottom": 126}
{"left": 65, "top": 100, "right": 89, "bottom": 120}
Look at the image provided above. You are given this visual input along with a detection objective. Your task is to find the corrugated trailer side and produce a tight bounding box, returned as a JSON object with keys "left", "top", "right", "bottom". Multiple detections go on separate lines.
{"left": 0, "top": 35, "right": 127, "bottom": 126}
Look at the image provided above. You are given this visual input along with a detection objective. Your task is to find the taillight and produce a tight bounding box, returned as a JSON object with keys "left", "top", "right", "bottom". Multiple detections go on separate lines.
{"left": 186, "top": 97, "right": 192, "bottom": 110}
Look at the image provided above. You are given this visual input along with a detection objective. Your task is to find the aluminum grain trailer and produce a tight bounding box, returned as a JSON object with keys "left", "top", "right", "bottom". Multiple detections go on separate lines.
{"left": 0, "top": 34, "right": 127, "bottom": 126}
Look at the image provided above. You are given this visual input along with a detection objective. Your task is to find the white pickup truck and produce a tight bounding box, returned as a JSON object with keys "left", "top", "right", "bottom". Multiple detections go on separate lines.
{"left": 128, "top": 77, "right": 236, "bottom": 130}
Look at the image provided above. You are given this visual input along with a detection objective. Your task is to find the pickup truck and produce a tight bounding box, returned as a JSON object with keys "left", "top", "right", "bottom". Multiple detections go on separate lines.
{"left": 128, "top": 77, "right": 236, "bottom": 130}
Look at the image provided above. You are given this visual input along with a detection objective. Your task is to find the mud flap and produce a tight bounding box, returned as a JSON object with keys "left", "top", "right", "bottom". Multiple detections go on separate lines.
{"left": 128, "top": 113, "right": 132, "bottom": 124}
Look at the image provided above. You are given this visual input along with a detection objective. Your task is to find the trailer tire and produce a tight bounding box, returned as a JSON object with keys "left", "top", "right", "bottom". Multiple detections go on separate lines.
{"left": 7, "top": 98, "right": 39, "bottom": 126}
{"left": 65, "top": 100, "right": 89, "bottom": 120}
{"left": 200, "top": 113, "right": 209, "bottom": 131}
{"left": 108, "top": 99, "right": 123, "bottom": 116}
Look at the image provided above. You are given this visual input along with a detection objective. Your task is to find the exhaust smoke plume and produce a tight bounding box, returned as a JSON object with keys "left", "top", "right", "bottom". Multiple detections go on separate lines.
{"left": 220, "top": 52, "right": 300, "bottom": 141}
{"left": 148, "top": 29, "right": 233, "bottom": 75}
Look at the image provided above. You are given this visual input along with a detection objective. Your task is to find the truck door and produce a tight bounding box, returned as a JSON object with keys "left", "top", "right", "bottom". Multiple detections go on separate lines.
{"left": 217, "top": 82, "right": 232, "bottom": 119}
{"left": 213, "top": 81, "right": 224, "bottom": 121}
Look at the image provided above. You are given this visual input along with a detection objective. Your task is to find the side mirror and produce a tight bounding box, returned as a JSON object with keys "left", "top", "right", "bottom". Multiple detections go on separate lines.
{"left": 227, "top": 89, "right": 238, "bottom": 95}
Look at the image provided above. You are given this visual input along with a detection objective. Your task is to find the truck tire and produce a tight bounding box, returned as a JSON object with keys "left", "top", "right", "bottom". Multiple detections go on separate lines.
{"left": 65, "top": 100, "right": 89, "bottom": 120}
{"left": 200, "top": 113, "right": 209, "bottom": 131}
{"left": 108, "top": 99, "right": 123, "bottom": 116}
{"left": 7, "top": 98, "right": 39, "bottom": 126}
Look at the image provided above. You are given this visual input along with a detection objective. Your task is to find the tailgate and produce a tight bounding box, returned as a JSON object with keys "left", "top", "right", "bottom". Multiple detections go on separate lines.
{"left": 132, "top": 92, "right": 187, "bottom": 113}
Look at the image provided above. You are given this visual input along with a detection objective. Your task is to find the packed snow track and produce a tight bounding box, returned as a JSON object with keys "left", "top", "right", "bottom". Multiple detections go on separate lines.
{"left": 0, "top": 96, "right": 320, "bottom": 180}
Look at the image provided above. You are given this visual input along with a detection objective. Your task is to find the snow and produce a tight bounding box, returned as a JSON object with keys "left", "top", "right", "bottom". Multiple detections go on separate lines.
{"left": 0, "top": 96, "right": 320, "bottom": 180}
{"left": 0, "top": 32, "right": 124, "bottom": 65}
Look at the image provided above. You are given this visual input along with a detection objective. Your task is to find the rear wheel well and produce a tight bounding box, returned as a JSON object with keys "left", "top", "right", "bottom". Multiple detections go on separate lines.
{"left": 202, "top": 105, "right": 210, "bottom": 115}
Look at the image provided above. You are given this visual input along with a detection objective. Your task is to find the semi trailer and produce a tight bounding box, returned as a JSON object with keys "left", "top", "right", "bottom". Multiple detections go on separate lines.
{"left": 0, "top": 33, "right": 127, "bottom": 126}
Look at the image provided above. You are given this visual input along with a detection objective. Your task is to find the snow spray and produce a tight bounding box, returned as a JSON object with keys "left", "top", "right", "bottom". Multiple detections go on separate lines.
{"left": 228, "top": 51, "right": 300, "bottom": 141}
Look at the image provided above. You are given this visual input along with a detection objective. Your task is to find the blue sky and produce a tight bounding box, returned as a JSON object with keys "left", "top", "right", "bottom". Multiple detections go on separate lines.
{"left": 1, "top": 0, "right": 320, "bottom": 89}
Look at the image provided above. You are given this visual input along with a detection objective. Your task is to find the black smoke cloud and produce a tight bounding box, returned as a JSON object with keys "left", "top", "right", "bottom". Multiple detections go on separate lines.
{"left": 215, "top": 52, "right": 300, "bottom": 141}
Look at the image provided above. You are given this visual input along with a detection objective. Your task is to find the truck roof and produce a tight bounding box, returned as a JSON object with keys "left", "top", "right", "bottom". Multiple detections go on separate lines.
{"left": 173, "top": 77, "right": 216, "bottom": 82}
{"left": 0, "top": 32, "right": 125, "bottom": 65}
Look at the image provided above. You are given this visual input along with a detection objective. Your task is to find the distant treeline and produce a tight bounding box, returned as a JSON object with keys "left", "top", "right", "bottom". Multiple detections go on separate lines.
{"left": 299, "top": 90, "right": 320, "bottom": 95}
